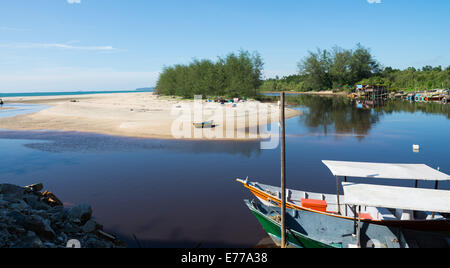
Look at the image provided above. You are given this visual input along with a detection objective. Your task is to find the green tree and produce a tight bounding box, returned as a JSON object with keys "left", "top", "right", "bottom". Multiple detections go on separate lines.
{"left": 155, "top": 50, "right": 264, "bottom": 98}
{"left": 297, "top": 48, "right": 332, "bottom": 91}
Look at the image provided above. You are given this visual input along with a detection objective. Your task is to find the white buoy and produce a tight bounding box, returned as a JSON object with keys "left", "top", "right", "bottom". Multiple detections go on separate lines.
{"left": 413, "top": 144, "right": 420, "bottom": 153}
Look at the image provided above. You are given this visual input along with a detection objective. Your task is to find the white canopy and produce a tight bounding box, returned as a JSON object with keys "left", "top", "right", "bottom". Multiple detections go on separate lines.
{"left": 342, "top": 182, "right": 450, "bottom": 214}
{"left": 322, "top": 160, "right": 450, "bottom": 181}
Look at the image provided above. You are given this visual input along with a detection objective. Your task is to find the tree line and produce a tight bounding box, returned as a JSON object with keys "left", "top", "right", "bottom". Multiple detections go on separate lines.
{"left": 155, "top": 45, "right": 450, "bottom": 97}
{"left": 155, "top": 50, "right": 263, "bottom": 98}
{"left": 260, "top": 44, "right": 450, "bottom": 92}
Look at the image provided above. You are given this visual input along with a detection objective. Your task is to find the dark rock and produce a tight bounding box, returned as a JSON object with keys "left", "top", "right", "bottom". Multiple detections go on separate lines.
{"left": 0, "top": 199, "right": 9, "bottom": 208}
{"left": 24, "top": 183, "right": 44, "bottom": 192}
{"left": 81, "top": 220, "right": 98, "bottom": 233}
{"left": 67, "top": 204, "right": 92, "bottom": 224}
{"left": 0, "top": 184, "right": 24, "bottom": 202}
{"left": 7, "top": 211, "right": 26, "bottom": 226}
{"left": 9, "top": 200, "right": 30, "bottom": 212}
{"left": 7, "top": 225, "right": 27, "bottom": 236}
{"left": 82, "top": 235, "right": 112, "bottom": 248}
{"left": 20, "top": 215, "right": 56, "bottom": 241}
{"left": 0, "top": 183, "right": 126, "bottom": 248}
{"left": 62, "top": 222, "right": 82, "bottom": 234}
{"left": 24, "top": 194, "right": 50, "bottom": 210}
{"left": 11, "top": 231, "right": 43, "bottom": 248}
{"left": 41, "top": 191, "right": 63, "bottom": 207}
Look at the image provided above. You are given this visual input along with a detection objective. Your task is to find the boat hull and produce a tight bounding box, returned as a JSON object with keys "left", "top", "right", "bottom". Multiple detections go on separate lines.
{"left": 245, "top": 200, "right": 336, "bottom": 248}
{"left": 238, "top": 180, "right": 450, "bottom": 232}
{"left": 244, "top": 200, "right": 413, "bottom": 248}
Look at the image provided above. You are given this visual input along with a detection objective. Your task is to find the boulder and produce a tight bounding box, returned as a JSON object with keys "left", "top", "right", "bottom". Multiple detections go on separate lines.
{"left": 24, "top": 194, "right": 50, "bottom": 210}
{"left": 81, "top": 219, "right": 98, "bottom": 233}
{"left": 0, "top": 183, "right": 126, "bottom": 248}
{"left": 24, "top": 183, "right": 44, "bottom": 192}
{"left": 67, "top": 204, "right": 92, "bottom": 224}
{"left": 41, "top": 191, "right": 63, "bottom": 207}
{"left": 0, "top": 184, "right": 24, "bottom": 202}
{"left": 21, "top": 215, "right": 56, "bottom": 241}
{"left": 11, "top": 231, "right": 43, "bottom": 248}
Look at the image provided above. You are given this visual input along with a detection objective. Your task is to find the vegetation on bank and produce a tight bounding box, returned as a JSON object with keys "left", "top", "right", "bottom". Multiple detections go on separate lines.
{"left": 155, "top": 45, "right": 450, "bottom": 98}
{"left": 155, "top": 50, "right": 263, "bottom": 99}
{"left": 260, "top": 44, "right": 450, "bottom": 93}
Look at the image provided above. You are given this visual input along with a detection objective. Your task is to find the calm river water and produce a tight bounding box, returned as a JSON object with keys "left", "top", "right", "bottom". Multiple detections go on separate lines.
{"left": 0, "top": 96, "right": 449, "bottom": 247}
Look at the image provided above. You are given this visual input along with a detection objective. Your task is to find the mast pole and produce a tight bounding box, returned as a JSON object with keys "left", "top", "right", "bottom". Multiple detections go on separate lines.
{"left": 280, "top": 92, "right": 287, "bottom": 248}
{"left": 336, "top": 176, "right": 341, "bottom": 215}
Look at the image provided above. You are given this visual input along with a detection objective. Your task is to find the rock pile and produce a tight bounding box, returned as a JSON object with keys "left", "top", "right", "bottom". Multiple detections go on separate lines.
{"left": 0, "top": 183, "right": 126, "bottom": 248}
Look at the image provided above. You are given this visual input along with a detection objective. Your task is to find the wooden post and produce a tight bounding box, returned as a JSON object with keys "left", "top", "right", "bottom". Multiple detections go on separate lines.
{"left": 344, "top": 176, "right": 347, "bottom": 216}
{"left": 357, "top": 206, "right": 361, "bottom": 248}
{"left": 336, "top": 176, "right": 341, "bottom": 215}
{"left": 280, "top": 92, "right": 287, "bottom": 248}
{"left": 432, "top": 167, "right": 440, "bottom": 219}
{"left": 432, "top": 178, "right": 439, "bottom": 219}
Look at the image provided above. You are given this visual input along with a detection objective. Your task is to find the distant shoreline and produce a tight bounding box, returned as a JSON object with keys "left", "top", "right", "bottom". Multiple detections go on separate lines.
{"left": 262, "top": 90, "right": 347, "bottom": 96}
{"left": 0, "top": 89, "right": 153, "bottom": 98}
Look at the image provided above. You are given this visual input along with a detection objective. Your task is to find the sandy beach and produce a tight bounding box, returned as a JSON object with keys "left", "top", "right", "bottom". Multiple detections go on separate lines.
{"left": 0, "top": 92, "right": 300, "bottom": 140}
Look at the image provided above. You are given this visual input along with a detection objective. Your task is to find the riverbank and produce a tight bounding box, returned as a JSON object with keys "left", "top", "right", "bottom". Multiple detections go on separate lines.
{"left": 0, "top": 92, "right": 300, "bottom": 140}
{"left": 262, "top": 90, "right": 347, "bottom": 96}
{"left": 0, "top": 183, "right": 125, "bottom": 248}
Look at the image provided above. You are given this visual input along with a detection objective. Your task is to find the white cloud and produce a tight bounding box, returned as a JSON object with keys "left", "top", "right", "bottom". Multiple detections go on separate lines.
{"left": 0, "top": 42, "right": 117, "bottom": 51}
{"left": 67, "top": 0, "right": 81, "bottom": 4}
{"left": 0, "top": 26, "right": 29, "bottom": 31}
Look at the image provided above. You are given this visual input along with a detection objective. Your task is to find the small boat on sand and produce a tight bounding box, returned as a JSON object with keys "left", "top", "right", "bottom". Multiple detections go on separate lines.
{"left": 192, "top": 120, "right": 214, "bottom": 128}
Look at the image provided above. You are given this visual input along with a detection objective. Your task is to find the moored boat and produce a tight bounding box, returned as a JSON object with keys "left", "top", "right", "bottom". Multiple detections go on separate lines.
{"left": 245, "top": 199, "right": 411, "bottom": 248}
{"left": 244, "top": 181, "right": 450, "bottom": 248}
{"left": 424, "top": 95, "right": 444, "bottom": 102}
{"left": 237, "top": 160, "right": 450, "bottom": 232}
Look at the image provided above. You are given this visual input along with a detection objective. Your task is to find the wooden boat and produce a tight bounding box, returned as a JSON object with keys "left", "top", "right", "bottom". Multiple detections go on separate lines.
{"left": 245, "top": 183, "right": 450, "bottom": 248}
{"left": 192, "top": 120, "right": 214, "bottom": 128}
{"left": 237, "top": 160, "right": 450, "bottom": 232}
{"left": 405, "top": 93, "right": 416, "bottom": 101}
{"left": 424, "top": 95, "right": 444, "bottom": 102}
{"left": 245, "top": 199, "right": 410, "bottom": 248}
{"left": 347, "top": 93, "right": 357, "bottom": 99}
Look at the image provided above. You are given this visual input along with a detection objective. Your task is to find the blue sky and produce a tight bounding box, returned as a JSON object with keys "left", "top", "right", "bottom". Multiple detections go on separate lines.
{"left": 1, "top": 0, "right": 449, "bottom": 92}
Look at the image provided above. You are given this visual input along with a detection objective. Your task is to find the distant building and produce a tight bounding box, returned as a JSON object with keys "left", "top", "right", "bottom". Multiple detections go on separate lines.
{"left": 355, "top": 84, "right": 387, "bottom": 100}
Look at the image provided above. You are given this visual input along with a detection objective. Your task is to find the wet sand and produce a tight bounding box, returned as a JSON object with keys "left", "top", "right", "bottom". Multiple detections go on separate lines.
{"left": 0, "top": 92, "right": 300, "bottom": 140}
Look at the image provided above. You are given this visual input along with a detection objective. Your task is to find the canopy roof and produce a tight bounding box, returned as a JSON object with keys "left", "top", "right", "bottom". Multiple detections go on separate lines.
{"left": 342, "top": 182, "right": 450, "bottom": 214}
{"left": 322, "top": 160, "right": 450, "bottom": 181}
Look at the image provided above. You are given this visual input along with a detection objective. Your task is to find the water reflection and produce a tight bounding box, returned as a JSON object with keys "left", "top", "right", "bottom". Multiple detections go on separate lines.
{"left": 0, "top": 130, "right": 262, "bottom": 157}
{"left": 380, "top": 100, "right": 450, "bottom": 119}
{"left": 283, "top": 95, "right": 450, "bottom": 138}
{"left": 287, "top": 96, "right": 382, "bottom": 138}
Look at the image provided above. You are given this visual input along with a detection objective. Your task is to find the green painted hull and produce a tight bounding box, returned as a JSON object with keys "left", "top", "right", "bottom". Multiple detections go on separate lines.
{"left": 248, "top": 202, "right": 338, "bottom": 248}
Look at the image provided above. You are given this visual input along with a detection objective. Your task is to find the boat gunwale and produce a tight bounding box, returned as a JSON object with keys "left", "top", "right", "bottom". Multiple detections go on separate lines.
{"left": 237, "top": 179, "right": 450, "bottom": 227}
